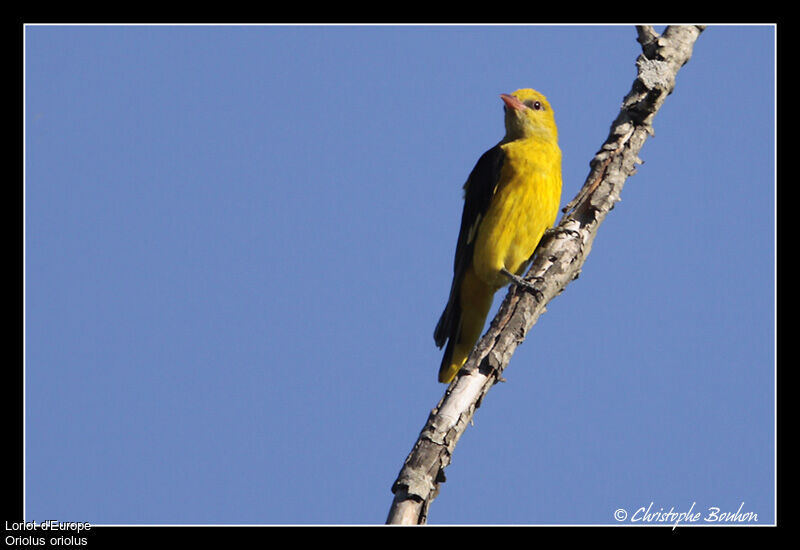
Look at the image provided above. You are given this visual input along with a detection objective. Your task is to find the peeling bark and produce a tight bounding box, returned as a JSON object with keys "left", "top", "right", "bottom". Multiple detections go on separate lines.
{"left": 387, "top": 25, "right": 706, "bottom": 525}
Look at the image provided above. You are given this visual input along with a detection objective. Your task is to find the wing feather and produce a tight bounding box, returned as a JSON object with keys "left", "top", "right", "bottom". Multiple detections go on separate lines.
{"left": 434, "top": 145, "right": 505, "bottom": 348}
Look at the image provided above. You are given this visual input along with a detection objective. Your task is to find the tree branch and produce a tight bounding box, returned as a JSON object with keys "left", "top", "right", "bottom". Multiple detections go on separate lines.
{"left": 386, "top": 25, "right": 706, "bottom": 525}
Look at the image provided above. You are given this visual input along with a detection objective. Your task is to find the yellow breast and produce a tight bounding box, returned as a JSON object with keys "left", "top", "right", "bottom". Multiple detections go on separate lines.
{"left": 472, "top": 139, "right": 562, "bottom": 288}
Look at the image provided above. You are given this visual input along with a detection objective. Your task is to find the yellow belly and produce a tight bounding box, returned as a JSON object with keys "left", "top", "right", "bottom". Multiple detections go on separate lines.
{"left": 472, "top": 140, "right": 561, "bottom": 289}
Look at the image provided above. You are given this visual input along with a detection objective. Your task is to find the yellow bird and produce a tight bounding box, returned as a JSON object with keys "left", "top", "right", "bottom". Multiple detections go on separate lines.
{"left": 434, "top": 89, "right": 562, "bottom": 383}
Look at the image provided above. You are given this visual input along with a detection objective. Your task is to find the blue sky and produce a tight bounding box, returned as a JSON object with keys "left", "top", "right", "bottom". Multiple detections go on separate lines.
{"left": 24, "top": 25, "right": 775, "bottom": 525}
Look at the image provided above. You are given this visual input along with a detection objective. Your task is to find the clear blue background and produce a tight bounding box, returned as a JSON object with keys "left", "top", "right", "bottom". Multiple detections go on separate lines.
{"left": 24, "top": 25, "right": 775, "bottom": 525}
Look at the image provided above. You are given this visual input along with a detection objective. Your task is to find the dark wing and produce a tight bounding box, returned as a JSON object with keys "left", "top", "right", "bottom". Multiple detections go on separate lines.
{"left": 434, "top": 144, "right": 505, "bottom": 348}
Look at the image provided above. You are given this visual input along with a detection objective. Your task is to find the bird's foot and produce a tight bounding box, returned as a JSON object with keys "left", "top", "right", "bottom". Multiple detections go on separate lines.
{"left": 501, "top": 268, "right": 543, "bottom": 296}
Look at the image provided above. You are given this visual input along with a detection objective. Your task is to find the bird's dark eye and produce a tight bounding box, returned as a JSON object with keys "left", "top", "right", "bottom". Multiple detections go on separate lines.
{"left": 525, "top": 100, "right": 543, "bottom": 111}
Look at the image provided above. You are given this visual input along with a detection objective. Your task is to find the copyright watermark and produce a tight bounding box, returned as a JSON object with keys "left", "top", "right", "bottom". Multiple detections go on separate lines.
{"left": 613, "top": 502, "right": 758, "bottom": 529}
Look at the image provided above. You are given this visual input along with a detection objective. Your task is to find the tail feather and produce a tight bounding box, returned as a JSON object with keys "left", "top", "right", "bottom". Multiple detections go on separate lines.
{"left": 435, "top": 267, "right": 495, "bottom": 383}
{"left": 438, "top": 339, "right": 459, "bottom": 383}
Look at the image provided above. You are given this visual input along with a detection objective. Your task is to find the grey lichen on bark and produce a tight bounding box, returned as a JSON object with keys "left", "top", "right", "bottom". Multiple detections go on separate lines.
{"left": 386, "top": 25, "right": 706, "bottom": 525}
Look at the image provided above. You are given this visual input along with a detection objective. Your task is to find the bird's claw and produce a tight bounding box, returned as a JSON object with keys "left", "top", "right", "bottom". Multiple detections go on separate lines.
{"left": 501, "top": 268, "right": 543, "bottom": 295}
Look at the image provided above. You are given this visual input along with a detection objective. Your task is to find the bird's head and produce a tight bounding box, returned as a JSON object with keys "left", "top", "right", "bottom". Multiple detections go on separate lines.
{"left": 500, "top": 88, "right": 558, "bottom": 143}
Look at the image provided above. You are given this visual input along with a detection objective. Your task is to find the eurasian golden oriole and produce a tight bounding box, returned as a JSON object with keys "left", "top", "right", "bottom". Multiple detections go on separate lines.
{"left": 434, "top": 88, "right": 562, "bottom": 383}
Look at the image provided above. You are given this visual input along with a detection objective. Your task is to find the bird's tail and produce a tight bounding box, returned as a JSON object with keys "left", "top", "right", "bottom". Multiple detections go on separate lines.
{"left": 435, "top": 267, "right": 494, "bottom": 383}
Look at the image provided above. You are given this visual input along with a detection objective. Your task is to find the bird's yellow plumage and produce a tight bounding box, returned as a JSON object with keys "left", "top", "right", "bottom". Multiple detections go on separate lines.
{"left": 434, "top": 89, "right": 562, "bottom": 383}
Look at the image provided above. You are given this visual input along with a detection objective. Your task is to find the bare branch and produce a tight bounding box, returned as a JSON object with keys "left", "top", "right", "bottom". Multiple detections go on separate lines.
{"left": 387, "top": 25, "right": 706, "bottom": 525}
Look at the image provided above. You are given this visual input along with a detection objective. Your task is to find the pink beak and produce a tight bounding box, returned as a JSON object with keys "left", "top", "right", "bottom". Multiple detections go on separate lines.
{"left": 500, "top": 93, "right": 526, "bottom": 111}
